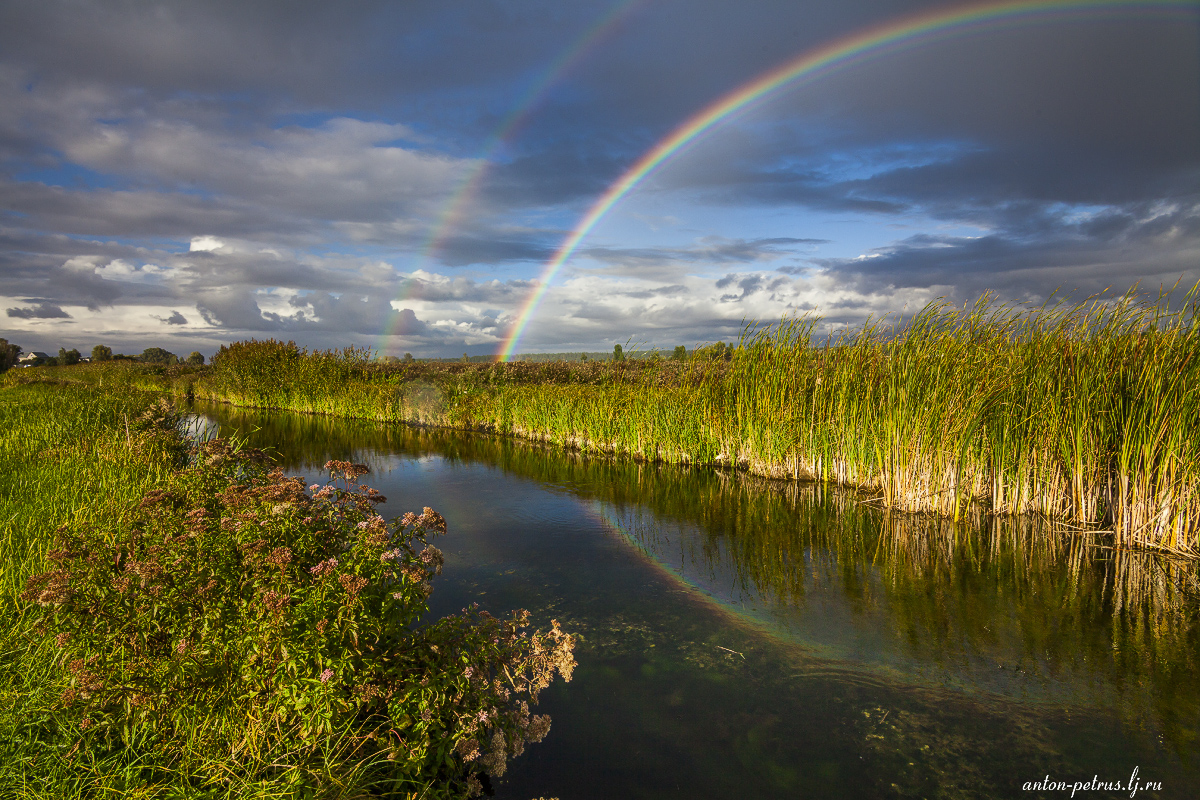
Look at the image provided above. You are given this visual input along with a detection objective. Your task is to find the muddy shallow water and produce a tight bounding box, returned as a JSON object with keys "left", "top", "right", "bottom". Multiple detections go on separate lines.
{"left": 188, "top": 401, "right": 1199, "bottom": 799}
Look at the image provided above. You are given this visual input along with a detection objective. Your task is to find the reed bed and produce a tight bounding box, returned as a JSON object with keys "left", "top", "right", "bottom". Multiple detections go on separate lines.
{"left": 467, "top": 288, "right": 1200, "bottom": 555}
{"left": 723, "top": 289, "right": 1200, "bottom": 554}
{"left": 12, "top": 287, "right": 1197, "bottom": 554}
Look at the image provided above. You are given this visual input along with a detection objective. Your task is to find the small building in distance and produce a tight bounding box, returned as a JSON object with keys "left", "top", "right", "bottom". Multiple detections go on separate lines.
{"left": 17, "top": 352, "right": 52, "bottom": 366}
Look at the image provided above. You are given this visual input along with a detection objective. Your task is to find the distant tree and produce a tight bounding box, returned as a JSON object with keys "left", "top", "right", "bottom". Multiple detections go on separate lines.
{"left": 0, "top": 338, "right": 21, "bottom": 371}
{"left": 461, "top": 352, "right": 469, "bottom": 363}
{"left": 186, "top": 351, "right": 205, "bottom": 366}
{"left": 141, "top": 347, "right": 177, "bottom": 364}
{"left": 57, "top": 347, "right": 81, "bottom": 366}
{"left": 404, "top": 352, "right": 413, "bottom": 362}
{"left": 91, "top": 344, "right": 113, "bottom": 362}
{"left": 612, "top": 344, "right": 624, "bottom": 362}
{"left": 706, "top": 342, "right": 731, "bottom": 361}
{"left": 580, "top": 353, "right": 588, "bottom": 362}
{"left": 672, "top": 345, "right": 686, "bottom": 361}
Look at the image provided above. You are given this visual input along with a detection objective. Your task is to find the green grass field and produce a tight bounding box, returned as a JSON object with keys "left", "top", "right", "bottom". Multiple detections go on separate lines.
{"left": 0, "top": 385, "right": 182, "bottom": 797}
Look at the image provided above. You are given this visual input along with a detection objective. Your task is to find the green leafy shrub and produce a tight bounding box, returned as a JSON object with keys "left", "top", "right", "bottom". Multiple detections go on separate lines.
{"left": 21, "top": 440, "right": 575, "bottom": 796}
{"left": 141, "top": 347, "right": 178, "bottom": 365}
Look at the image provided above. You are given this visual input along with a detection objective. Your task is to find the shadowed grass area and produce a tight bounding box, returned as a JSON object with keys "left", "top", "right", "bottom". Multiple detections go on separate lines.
{"left": 9, "top": 286, "right": 1199, "bottom": 554}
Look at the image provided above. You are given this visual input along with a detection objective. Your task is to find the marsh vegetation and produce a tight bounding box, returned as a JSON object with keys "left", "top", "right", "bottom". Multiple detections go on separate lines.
{"left": 13, "top": 288, "right": 1199, "bottom": 556}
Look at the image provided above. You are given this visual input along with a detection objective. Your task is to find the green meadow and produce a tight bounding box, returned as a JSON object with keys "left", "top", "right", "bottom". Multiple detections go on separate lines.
{"left": 8, "top": 288, "right": 1199, "bottom": 556}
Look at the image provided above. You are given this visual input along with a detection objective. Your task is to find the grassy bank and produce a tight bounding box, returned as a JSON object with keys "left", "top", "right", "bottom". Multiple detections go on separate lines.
{"left": 9, "top": 288, "right": 1199, "bottom": 554}
{"left": 0, "top": 383, "right": 573, "bottom": 798}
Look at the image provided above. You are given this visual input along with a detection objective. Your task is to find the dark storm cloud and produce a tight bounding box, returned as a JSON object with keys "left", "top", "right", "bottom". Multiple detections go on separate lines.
{"left": 815, "top": 198, "right": 1200, "bottom": 302}
{"left": 581, "top": 236, "right": 826, "bottom": 273}
{"left": 638, "top": 14, "right": 1198, "bottom": 260}
{"left": 0, "top": 180, "right": 281, "bottom": 240}
{"left": 433, "top": 234, "right": 556, "bottom": 268}
{"left": 1, "top": 0, "right": 1196, "bottom": 354}
{"left": 482, "top": 149, "right": 629, "bottom": 209}
{"left": 6, "top": 301, "right": 72, "bottom": 319}
{"left": 191, "top": 285, "right": 434, "bottom": 337}
{"left": 715, "top": 272, "right": 791, "bottom": 302}
{"left": 155, "top": 310, "right": 187, "bottom": 325}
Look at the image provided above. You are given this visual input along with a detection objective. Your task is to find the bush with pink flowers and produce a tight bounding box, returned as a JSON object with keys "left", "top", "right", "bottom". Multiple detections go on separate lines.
{"left": 22, "top": 439, "right": 574, "bottom": 797}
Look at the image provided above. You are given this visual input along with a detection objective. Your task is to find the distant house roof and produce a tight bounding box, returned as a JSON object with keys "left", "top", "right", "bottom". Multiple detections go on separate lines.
{"left": 19, "top": 352, "right": 52, "bottom": 361}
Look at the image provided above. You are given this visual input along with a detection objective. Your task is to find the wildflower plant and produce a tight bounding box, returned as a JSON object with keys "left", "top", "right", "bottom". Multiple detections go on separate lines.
{"left": 21, "top": 440, "right": 575, "bottom": 796}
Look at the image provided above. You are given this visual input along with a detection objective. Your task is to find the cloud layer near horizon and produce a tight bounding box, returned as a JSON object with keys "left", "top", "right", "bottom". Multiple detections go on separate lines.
{"left": 2, "top": 1, "right": 1197, "bottom": 357}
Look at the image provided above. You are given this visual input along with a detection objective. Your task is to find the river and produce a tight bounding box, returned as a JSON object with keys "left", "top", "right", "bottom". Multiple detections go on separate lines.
{"left": 187, "top": 400, "right": 1199, "bottom": 799}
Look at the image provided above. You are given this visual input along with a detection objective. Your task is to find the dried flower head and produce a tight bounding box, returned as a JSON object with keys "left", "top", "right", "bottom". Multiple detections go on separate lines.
{"left": 265, "top": 546, "right": 293, "bottom": 569}
{"left": 309, "top": 557, "right": 338, "bottom": 578}
{"left": 455, "top": 736, "right": 481, "bottom": 761}
{"left": 338, "top": 573, "right": 368, "bottom": 597}
{"left": 261, "top": 590, "right": 290, "bottom": 615}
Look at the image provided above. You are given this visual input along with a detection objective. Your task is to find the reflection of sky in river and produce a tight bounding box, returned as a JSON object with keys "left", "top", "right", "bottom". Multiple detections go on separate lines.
{"left": 185, "top": 405, "right": 1200, "bottom": 798}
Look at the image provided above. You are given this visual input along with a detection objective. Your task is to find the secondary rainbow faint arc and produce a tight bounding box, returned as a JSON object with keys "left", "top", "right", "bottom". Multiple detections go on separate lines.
{"left": 377, "top": 0, "right": 644, "bottom": 355}
{"left": 498, "top": 0, "right": 1197, "bottom": 360}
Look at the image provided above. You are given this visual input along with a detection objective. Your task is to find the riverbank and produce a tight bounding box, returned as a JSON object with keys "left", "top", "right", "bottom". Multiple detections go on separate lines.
{"left": 0, "top": 383, "right": 573, "bottom": 798}
{"left": 8, "top": 289, "right": 1198, "bottom": 555}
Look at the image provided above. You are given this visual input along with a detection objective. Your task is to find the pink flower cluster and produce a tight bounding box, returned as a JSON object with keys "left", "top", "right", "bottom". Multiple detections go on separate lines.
{"left": 309, "top": 557, "right": 339, "bottom": 578}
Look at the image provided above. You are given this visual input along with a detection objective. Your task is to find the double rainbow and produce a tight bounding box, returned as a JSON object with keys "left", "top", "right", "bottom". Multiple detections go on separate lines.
{"left": 378, "top": 0, "right": 644, "bottom": 355}
{"left": 498, "top": 0, "right": 1197, "bottom": 360}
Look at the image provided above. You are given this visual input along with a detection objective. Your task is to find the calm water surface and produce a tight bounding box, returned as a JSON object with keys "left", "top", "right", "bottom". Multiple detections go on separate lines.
{"left": 188, "top": 402, "right": 1200, "bottom": 799}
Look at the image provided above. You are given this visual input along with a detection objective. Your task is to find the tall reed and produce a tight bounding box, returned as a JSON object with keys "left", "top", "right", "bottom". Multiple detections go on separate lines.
{"left": 722, "top": 288, "right": 1200, "bottom": 553}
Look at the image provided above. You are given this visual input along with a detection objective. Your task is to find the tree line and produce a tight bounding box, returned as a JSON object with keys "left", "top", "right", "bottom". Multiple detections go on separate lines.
{"left": 0, "top": 339, "right": 206, "bottom": 371}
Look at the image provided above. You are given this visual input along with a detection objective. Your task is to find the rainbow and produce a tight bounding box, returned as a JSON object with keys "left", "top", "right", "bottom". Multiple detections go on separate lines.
{"left": 378, "top": 0, "right": 644, "bottom": 355}
{"left": 498, "top": 0, "right": 1197, "bottom": 360}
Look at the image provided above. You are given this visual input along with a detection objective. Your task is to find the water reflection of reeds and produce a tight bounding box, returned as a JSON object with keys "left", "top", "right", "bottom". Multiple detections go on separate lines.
{"left": 194, "top": 401, "right": 1200, "bottom": 754}
{"left": 616, "top": 475, "right": 1199, "bottom": 753}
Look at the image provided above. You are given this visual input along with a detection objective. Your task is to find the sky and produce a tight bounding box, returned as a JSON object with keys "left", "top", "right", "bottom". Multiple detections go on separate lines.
{"left": 1, "top": 0, "right": 1197, "bottom": 359}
